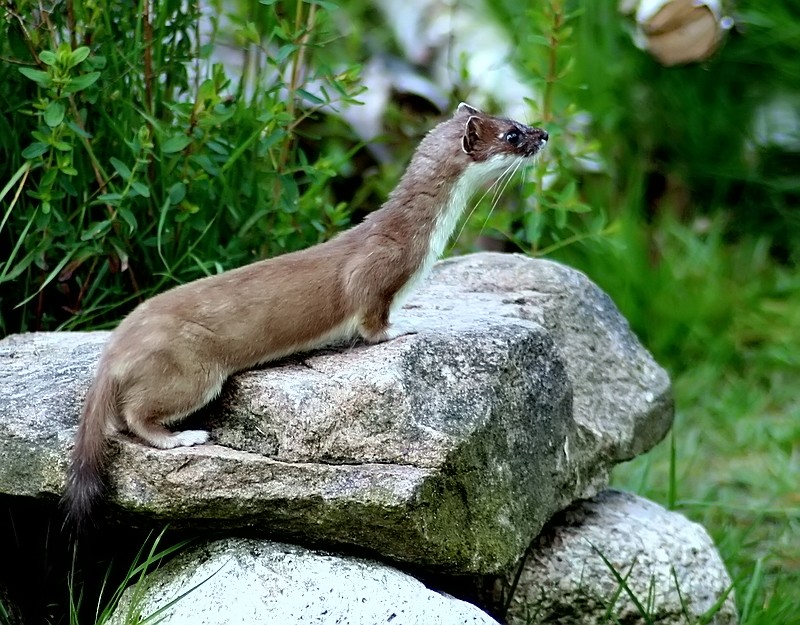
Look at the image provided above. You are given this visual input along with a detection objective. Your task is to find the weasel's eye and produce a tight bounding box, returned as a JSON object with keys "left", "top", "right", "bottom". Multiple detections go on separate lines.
{"left": 505, "top": 131, "right": 520, "bottom": 146}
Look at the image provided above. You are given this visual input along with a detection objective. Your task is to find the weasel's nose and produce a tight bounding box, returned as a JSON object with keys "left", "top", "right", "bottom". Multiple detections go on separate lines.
{"left": 539, "top": 130, "right": 549, "bottom": 142}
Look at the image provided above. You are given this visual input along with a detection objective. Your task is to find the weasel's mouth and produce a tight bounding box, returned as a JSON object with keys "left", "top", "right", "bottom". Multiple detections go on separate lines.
{"left": 522, "top": 130, "right": 548, "bottom": 157}
{"left": 529, "top": 129, "right": 549, "bottom": 156}
{"left": 524, "top": 140, "right": 547, "bottom": 157}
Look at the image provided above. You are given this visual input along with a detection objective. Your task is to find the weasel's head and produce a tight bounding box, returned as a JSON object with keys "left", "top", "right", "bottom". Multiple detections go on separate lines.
{"left": 456, "top": 102, "right": 548, "bottom": 172}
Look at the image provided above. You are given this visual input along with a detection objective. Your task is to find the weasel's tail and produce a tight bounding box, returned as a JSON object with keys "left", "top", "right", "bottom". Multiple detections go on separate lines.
{"left": 63, "top": 369, "right": 117, "bottom": 528}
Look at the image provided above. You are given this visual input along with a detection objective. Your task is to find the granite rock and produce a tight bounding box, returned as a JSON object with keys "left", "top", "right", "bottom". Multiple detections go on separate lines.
{"left": 0, "top": 253, "right": 673, "bottom": 574}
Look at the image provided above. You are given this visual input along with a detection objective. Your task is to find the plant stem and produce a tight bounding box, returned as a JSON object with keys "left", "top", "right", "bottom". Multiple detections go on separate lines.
{"left": 542, "top": 0, "right": 562, "bottom": 125}
{"left": 274, "top": 1, "right": 318, "bottom": 206}
{"left": 531, "top": 0, "right": 563, "bottom": 254}
{"left": 142, "top": 0, "right": 154, "bottom": 115}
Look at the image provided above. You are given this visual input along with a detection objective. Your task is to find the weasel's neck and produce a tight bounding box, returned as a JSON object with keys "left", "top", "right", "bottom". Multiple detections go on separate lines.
{"left": 383, "top": 152, "right": 518, "bottom": 310}
{"left": 427, "top": 154, "right": 514, "bottom": 260}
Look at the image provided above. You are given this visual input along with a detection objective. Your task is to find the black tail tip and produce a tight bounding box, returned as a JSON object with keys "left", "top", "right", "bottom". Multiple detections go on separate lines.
{"left": 61, "top": 470, "right": 105, "bottom": 535}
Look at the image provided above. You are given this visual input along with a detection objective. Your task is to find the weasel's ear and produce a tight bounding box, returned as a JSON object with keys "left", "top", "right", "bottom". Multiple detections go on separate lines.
{"left": 462, "top": 115, "right": 484, "bottom": 154}
{"left": 457, "top": 102, "right": 481, "bottom": 116}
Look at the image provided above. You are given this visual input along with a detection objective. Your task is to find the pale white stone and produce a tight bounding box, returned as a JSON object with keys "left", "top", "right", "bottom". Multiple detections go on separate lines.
{"left": 109, "top": 538, "right": 500, "bottom": 625}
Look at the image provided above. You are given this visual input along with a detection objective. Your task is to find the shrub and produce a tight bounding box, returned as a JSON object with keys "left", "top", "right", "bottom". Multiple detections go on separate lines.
{"left": 0, "top": 0, "right": 363, "bottom": 335}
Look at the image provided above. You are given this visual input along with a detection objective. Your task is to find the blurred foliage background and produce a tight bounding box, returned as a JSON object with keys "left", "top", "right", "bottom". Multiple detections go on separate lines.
{"left": 1, "top": 0, "right": 798, "bottom": 622}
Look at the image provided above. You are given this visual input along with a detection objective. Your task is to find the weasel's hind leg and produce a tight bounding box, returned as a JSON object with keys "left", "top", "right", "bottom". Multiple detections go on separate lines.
{"left": 120, "top": 368, "right": 223, "bottom": 449}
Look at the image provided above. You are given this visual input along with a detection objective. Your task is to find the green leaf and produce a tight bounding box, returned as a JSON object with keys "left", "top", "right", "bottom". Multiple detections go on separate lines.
{"left": 168, "top": 182, "right": 186, "bottom": 205}
{"left": 297, "top": 88, "right": 325, "bottom": 105}
{"left": 109, "top": 157, "right": 132, "bottom": 181}
{"left": 272, "top": 24, "right": 290, "bottom": 41}
{"left": 39, "top": 50, "right": 57, "bottom": 66}
{"left": 236, "top": 22, "right": 261, "bottom": 45}
{"left": 65, "top": 120, "right": 92, "bottom": 139}
{"left": 0, "top": 248, "right": 38, "bottom": 283}
{"left": 52, "top": 140, "right": 72, "bottom": 152}
{"left": 81, "top": 219, "right": 112, "bottom": 241}
{"left": 21, "top": 142, "right": 49, "bottom": 159}
{"left": 43, "top": 100, "right": 66, "bottom": 127}
{"left": 69, "top": 46, "right": 91, "bottom": 67}
{"left": 64, "top": 71, "right": 101, "bottom": 93}
{"left": 197, "top": 78, "right": 218, "bottom": 104}
{"left": 87, "top": 54, "right": 106, "bottom": 69}
{"left": 97, "top": 192, "right": 123, "bottom": 204}
{"left": 275, "top": 44, "right": 297, "bottom": 64}
{"left": 527, "top": 34, "right": 551, "bottom": 47}
{"left": 206, "top": 140, "right": 230, "bottom": 156}
{"left": 189, "top": 154, "right": 218, "bottom": 176}
{"left": 161, "top": 134, "right": 192, "bottom": 154}
{"left": 18, "top": 67, "right": 52, "bottom": 87}
{"left": 117, "top": 207, "right": 138, "bottom": 234}
{"left": 41, "top": 168, "right": 58, "bottom": 187}
{"left": 131, "top": 181, "right": 150, "bottom": 198}
{"left": 56, "top": 41, "right": 72, "bottom": 59}
{"left": 525, "top": 211, "right": 545, "bottom": 245}
{"left": 555, "top": 207, "right": 567, "bottom": 229}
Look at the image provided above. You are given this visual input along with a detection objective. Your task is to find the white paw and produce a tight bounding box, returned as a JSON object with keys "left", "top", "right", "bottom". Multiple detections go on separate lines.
{"left": 384, "top": 323, "right": 417, "bottom": 341}
{"left": 171, "top": 430, "right": 210, "bottom": 447}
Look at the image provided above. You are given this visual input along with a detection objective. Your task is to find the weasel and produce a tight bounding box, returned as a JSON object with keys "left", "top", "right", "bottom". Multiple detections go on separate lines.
{"left": 63, "top": 102, "right": 548, "bottom": 525}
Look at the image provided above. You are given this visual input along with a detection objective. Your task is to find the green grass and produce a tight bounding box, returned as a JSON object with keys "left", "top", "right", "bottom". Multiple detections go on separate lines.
{"left": 613, "top": 366, "right": 800, "bottom": 623}
{"left": 571, "top": 219, "right": 800, "bottom": 624}
{"left": 68, "top": 528, "right": 202, "bottom": 625}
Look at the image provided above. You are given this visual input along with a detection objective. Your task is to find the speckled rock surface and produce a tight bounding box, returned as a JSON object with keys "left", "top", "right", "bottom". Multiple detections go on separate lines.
{"left": 0, "top": 253, "right": 673, "bottom": 574}
{"left": 500, "top": 489, "right": 737, "bottom": 625}
{"left": 109, "top": 538, "right": 501, "bottom": 625}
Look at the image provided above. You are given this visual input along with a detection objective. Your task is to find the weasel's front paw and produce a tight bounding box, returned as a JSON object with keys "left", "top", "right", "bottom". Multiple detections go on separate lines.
{"left": 359, "top": 317, "right": 417, "bottom": 344}
{"left": 383, "top": 325, "right": 417, "bottom": 341}
{"left": 359, "top": 325, "right": 415, "bottom": 344}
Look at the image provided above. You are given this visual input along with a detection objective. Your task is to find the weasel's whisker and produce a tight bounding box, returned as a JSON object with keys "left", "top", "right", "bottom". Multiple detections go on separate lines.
{"left": 451, "top": 167, "right": 513, "bottom": 249}
{"left": 477, "top": 160, "right": 524, "bottom": 239}
{"left": 474, "top": 163, "right": 518, "bottom": 239}
{"left": 492, "top": 161, "right": 520, "bottom": 207}
{"left": 488, "top": 166, "right": 510, "bottom": 209}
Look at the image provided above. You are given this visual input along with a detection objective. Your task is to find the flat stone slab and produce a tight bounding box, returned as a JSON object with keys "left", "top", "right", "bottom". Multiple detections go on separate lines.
{"left": 0, "top": 253, "right": 673, "bottom": 574}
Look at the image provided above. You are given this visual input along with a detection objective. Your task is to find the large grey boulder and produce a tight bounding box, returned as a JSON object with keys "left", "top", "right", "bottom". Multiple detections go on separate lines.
{"left": 0, "top": 253, "right": 672, "bottom": 574}
{"left": 498, "top": 490, "right": 737, "bottom": 625}
{"left": 109, "top": 537, "right": 501, "bottom": 625}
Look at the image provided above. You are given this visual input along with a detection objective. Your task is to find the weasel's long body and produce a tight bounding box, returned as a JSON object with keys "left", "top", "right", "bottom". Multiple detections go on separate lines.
{"left": 64, "top": 103, "right": 548, "bottom": 525}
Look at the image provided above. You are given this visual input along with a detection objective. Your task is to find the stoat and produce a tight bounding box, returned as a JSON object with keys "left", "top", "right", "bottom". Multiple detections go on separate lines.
{"left": 63, "top": 102, "right": 548, "bottom": 525}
